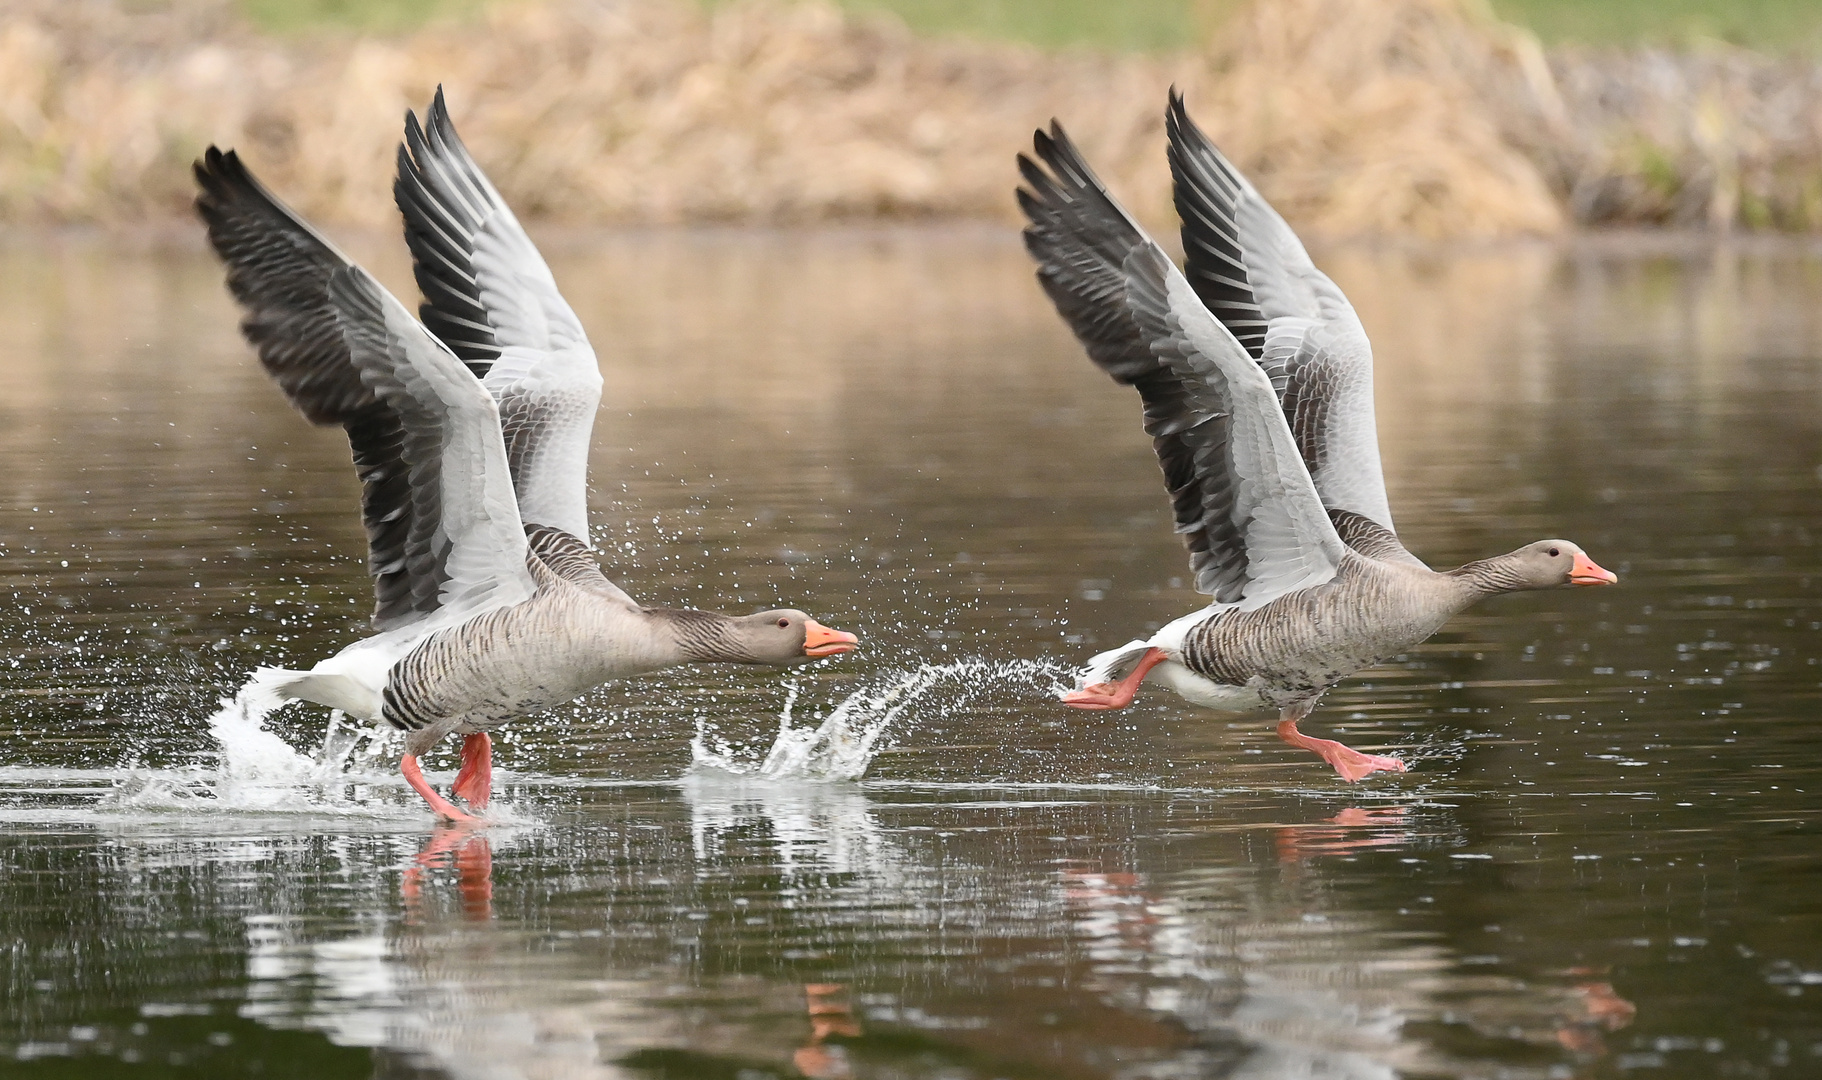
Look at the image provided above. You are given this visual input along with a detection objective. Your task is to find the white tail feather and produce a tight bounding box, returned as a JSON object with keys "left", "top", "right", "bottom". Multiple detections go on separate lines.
{"left": 244, "top": 665, "right": 383, "bottom": 721}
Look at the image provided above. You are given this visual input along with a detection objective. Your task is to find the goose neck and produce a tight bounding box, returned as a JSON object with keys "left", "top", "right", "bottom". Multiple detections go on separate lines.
{"left": 1447, "top": 555, "right": 1532, "bottom": 598}
{"left": 645, "top": 607, "right": 755, "bottom": 665}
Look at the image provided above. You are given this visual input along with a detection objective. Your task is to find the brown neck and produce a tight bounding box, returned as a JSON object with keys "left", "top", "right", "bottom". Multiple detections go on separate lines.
{"left": 645, "top": 607, "right": 760, "bottom": 664}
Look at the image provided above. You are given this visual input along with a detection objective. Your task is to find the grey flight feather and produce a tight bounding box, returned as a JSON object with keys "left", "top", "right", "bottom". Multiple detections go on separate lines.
{"left": 396, "top": 87, "right": 603, "bottom": 546}
{"left": 1019, "top": 122, "right": 1344, "bottom": 607}
{"left": 195, "top": 146, "right": 536, "bottom": 631}
{"left": 1167, "top": 90, "right": 1402, "bottom": 544}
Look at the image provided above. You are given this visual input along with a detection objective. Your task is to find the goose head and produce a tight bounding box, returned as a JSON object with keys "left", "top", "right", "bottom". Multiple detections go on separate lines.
{"left": 1465, "top": 540, "right": 1618, "bottom": 592}
{"left": 737, "top": 609, "right": 859, "bottom": 665}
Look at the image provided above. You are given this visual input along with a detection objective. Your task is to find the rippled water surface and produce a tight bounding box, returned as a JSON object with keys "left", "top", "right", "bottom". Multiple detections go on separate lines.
{"left": 1, "top": 228, "right": 1819, "bottom": 1078}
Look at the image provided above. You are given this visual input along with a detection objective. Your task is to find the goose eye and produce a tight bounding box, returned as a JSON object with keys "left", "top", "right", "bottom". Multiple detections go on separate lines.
{"left": 1547, "top": 547, "right": 1560, "bottom": 558}
{"left": 777, "top": 618, "right": 790, "bottom": 629}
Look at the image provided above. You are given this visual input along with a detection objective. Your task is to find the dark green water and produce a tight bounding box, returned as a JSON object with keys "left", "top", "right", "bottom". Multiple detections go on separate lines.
{"left": 0, "top": 228, "right": 1818, "bottom": 1078}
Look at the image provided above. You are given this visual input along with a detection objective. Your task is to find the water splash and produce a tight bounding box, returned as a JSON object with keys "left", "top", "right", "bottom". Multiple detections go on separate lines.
{"left": 691, "top": 657, "right": 1072, "bottom": 781}
{"left": 206, "top": 681, "right": 317, "bottom": 783}
{"left": 96, "top": 678, "right": 407, "bottom": 816}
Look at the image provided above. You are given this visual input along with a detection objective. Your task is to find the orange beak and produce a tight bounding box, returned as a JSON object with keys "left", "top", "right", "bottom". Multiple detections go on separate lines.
{"left": 802, "top": 619, "right": 859, "bottom": 658}
{"left": 1570, "top": 552, "right": 1618, "bottom": 587}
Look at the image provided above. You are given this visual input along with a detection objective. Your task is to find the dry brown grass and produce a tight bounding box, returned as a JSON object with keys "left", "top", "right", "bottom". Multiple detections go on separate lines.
{"left": 0, "top": 0, "right": 1815, "bottom": 236}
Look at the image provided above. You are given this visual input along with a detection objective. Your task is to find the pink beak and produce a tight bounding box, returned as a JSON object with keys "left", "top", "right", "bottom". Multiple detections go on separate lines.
{"left": 1570, "top": 552, "right": 1618, "bottom": 586}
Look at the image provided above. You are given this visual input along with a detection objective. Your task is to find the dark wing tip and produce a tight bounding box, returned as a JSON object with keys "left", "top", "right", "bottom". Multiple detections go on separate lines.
{"left": 192, "top": 145, "right": 291, "bottom": 224}
{"left": 1032, "top": 121, "right": 1069, "bottom": 169}
{"left": 425, "top": 84, "right": 473, "bottom": 160}
{"left": 402, "top": 102, "right": 427, "bottom": 158}
{"left": 1165, "top": 91, "right": 1242, "bottom": 194}
{"left": 429, "top": 84, "right": 451, "bottom": 131}
{"left": 1167, "top": 86, "right": 1190, "bottom": 131}
{"left": 193, "top": 145, "right": 245, "bottom": 206}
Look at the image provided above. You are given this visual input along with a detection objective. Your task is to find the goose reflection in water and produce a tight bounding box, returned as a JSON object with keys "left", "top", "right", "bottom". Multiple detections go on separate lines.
{"left": 1273, "top": 806, "right": 1415, "bottom": 864}
{"left": 401, "top": 824, "right": 494, "bottom": 923}
{"left": 1055, "top": 811, "right": 1639, "bottom": 1079}
{"left": 794, "top": 983, "right": 862, "bottom": 1080}
{"left": 189, "top": 788, "right": 1645, "bottom": 1079}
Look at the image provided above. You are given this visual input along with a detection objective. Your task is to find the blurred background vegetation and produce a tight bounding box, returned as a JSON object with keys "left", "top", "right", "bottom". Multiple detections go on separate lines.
{"left": 16, "top": 0, "right": 1822, "bottom": 234}
{"left": 242, "top": 0, "right": 1822, "bottom": 52}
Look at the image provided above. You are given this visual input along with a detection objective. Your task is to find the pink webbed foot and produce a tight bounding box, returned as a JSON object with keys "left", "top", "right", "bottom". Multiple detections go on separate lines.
{"left": 401, "top": 753, "right": 479, "bottom": 823}
{"left": 1276, "top": 720, "right": 1407, "bottom": 782}
{"left": 1061, "top": 648, "right": 1167, "bottom": 710}
{"left": 450, "top": 732, "right": 493, "bottom": 812}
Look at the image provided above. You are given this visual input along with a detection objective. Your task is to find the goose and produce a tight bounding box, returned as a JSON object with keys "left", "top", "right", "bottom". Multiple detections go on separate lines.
{"left": 1017, "top": 93, "right": 1615, "bottom": 781}
{"left": 193, "top": 91, "right": 857, "bottom": 822}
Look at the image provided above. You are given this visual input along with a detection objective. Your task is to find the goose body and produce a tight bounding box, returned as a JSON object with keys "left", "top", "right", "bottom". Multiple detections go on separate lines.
{"left": 1019, "top": 94, "right": 1615, "bottom": 780}
{"left": 198, "top": 91, "right": 855, "bottom": 820}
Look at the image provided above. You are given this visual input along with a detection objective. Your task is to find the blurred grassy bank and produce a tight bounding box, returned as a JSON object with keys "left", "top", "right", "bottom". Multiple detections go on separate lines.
{"left": 245, "top": 0, "right": 1822, "bottom": 52}
{"left": 6, "top": 0, "right": 1822, "bottom": 236}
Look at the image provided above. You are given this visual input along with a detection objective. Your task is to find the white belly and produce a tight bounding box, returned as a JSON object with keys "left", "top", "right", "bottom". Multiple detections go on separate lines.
{"left": 1147, "top": 660, "right": 1266, "bottom": 713}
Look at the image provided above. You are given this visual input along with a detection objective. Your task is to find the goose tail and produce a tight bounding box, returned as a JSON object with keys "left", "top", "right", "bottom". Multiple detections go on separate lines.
{"left": 243, "top": 665, "right": 384, "bottom": 722}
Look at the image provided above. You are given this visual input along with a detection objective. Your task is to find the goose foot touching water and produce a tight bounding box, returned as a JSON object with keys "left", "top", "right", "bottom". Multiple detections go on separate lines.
{"left": 1274, "top": 710, "right": 1407, "bottom": 782}
{"left": 402, "top": 753, "right": 479, "bottom": 824}
{"left": 197, "top": 89, "right": 856, "bottom": 822}
{"left": 399, "top": 733, "right": 494, "bottom": 824}
{"left": 1023, "top": 92, "right": 1615, "bottom": 782}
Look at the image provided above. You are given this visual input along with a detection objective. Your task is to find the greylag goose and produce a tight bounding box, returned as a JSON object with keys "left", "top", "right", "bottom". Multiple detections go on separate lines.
{"left": 193, "top": 92, "right": 857, "bottom": 822}
{"left": 1017, "top": 94, "right": 1615, "bottom": 781}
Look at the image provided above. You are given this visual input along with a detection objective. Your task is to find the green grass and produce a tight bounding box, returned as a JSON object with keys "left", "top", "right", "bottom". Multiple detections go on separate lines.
{"left": 238, "top": 0, "right": 491, "bottom": 35}
{"left": 1489, "top": 0, "right": 1822, "bottom": 52}
{"left": 816, "top": 0, "right": 1223, "bottom": 51}
{"left": 234, "top": 0, "right": 1822, "bottom": 53}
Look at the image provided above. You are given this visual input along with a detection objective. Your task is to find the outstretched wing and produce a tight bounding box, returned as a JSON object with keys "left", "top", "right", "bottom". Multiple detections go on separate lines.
{"left": 195, "top": 147, "right": 536, "bottom": 631}
{"left": 1019, "top": 123, "right": 1344, "bottom": 607}
{"left": 395, "top": 87, "right": 603, "bottom": 547}
{"left": 1168, "top": 90, "right": 1415, "bottom": 566}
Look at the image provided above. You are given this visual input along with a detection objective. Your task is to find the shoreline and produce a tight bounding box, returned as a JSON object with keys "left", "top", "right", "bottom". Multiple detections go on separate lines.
{"left": 3, "top": 0, "right": 1820, "bottom": 238}
{"left": 10, "top": 219, "right": 1822, "bottom": 259}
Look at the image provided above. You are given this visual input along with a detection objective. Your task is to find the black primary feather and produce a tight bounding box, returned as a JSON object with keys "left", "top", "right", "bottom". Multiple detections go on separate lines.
{"left": 1016, "top": 122, "right": 1251, "bottom": 601}
{"left": 194, "top": 146, "right": 451, "bottom": 629}
{"left": 1166, "top": 88, "right": 1269, "bottom": 361}
{"left": 395, "top": 86, "right": 501, "bottom": 379}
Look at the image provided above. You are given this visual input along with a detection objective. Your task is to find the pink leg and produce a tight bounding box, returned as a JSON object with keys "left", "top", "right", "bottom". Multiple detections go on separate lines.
{"left": 1277, "top": 718, "right": 1407, "bottom": 781}
{"left": 402, "top": 822, "right": 470, "bottom": 906}
{"left": 401, "top": 824, "right": 493, "bottom": 920}
{"left": 401, "top": 754, "right": 478, "bottom": 823}
{"left": 1062, "top": 648, "right": 1168, "bottom": 710}
{"left": 455, "top": 832, "right": 494, "bottom": 920}
{"left": 450, "top": 733, "right": 493, "bottom": 811}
